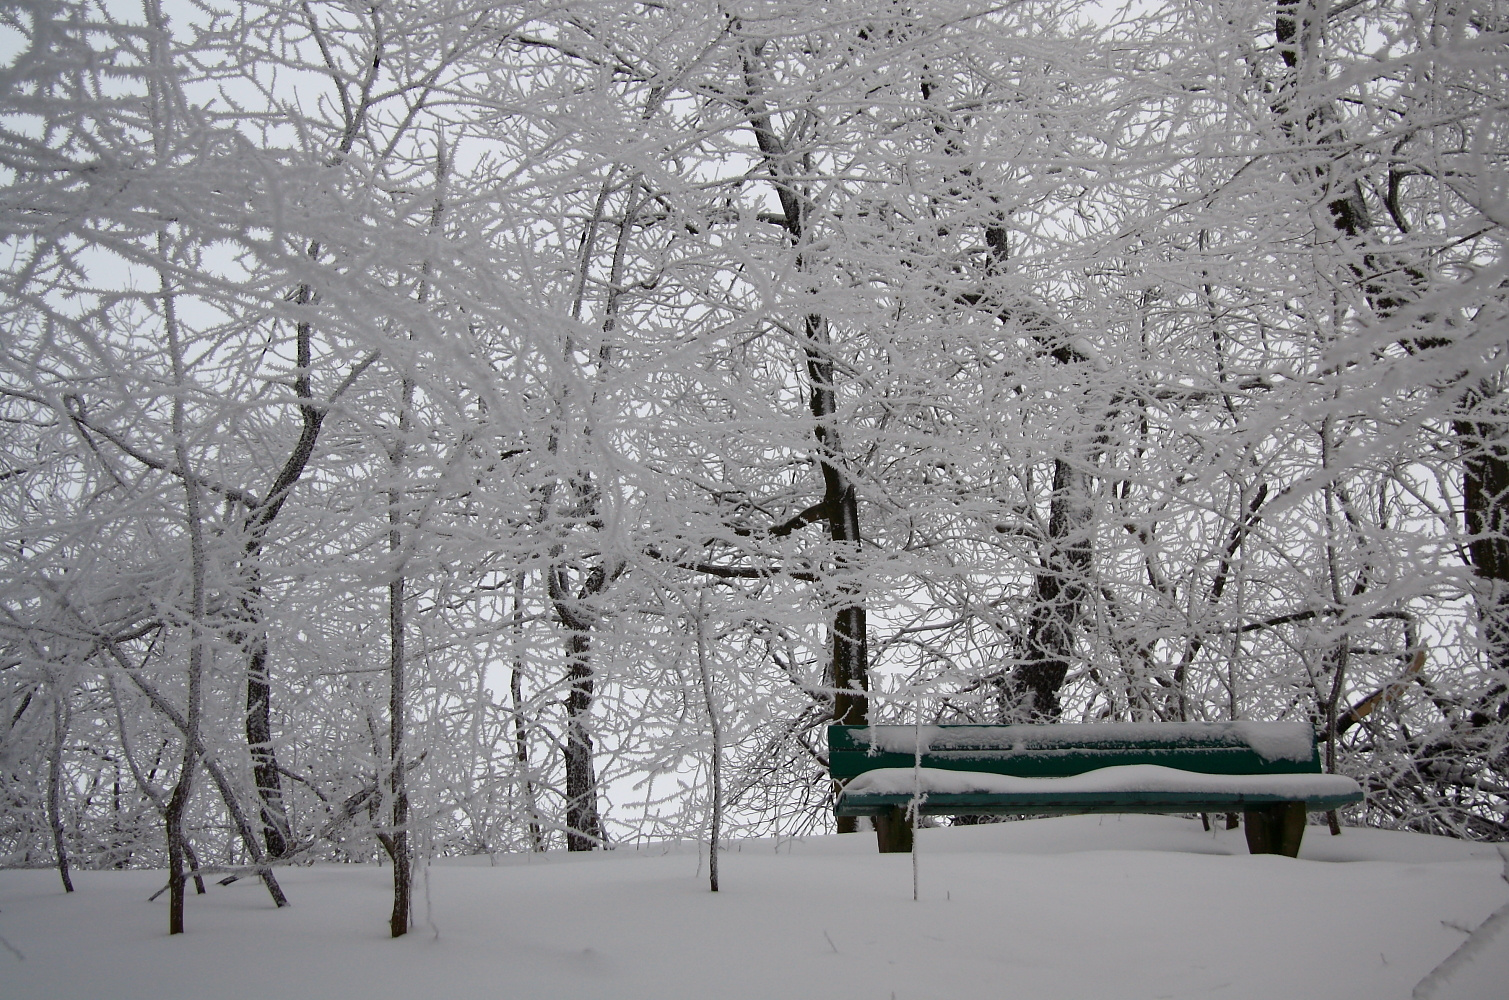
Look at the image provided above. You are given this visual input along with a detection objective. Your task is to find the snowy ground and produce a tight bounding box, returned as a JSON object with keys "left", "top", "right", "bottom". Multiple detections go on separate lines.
{"left": 2, "top": 815, "right": 1506, "bottom": 1000}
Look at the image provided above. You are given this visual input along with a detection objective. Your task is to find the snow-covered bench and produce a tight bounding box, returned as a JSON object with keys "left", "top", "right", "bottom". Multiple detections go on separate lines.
{"left": 829, "top": 722, "right": 1364, "bottom": 856}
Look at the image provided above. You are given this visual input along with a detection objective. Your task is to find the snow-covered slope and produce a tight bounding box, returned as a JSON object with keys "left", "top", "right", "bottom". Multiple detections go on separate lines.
{"left": 2, "top": 815, "right": 1504, "bottom": 1000}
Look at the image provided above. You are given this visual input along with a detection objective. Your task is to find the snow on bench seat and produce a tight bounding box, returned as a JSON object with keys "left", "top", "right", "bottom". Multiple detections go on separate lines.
{"left": 848, "top": 721, "right": 1318, "bottom": 763}
{"left": 836, "top": 763, "right": 1364, "bottom": 819}
{"left": 841, "top": 764, "right": 1363, "bottom": 801}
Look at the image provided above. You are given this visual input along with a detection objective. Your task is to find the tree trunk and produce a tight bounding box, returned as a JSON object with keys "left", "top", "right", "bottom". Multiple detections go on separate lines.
{"left": 973, "top": 227, "right": 1096, "bottom": 722}
{"left": 386, "top": 564, "right": 410, "bottom": 937}
{"left": 46, "top": 683, "right": 73, "bottom": 893}
{"left": 693, "top": 598, "right": 723, "bottom": 892}
{"left": 242, "top": 622, "right": 290, "bottom": 859}
{"left": 231, "top": 7, "right": 393, "bottom": 859}
{"left": 384, "top": 374, "right": 414, "bottom": 937}
{"left": 559, "top": 617, "right": 603, "bottom": 852}
{"left": 160, "top": 230, "right": 207, "bottom": 935}
{"left": 1017, "top": 456, "right": 1094, "bottom": 719}
{"left": 742, "top": 41, "right": 873, "bottom": 831}
{"left": 1456, "top": 414, "right": 1509, "bottom": 682}
{"left": 164, "top": 755, "right": 194, "bottom": 935}
{"left": 235, "top": 311, "right": 326, "bottom": 862}
{"left": 544, "top": 531, "right": 612, "bottom": 851}
{"left": 806, "top": 314, "right": 870, "bottom": 728}
{"left": 511, "top": 574, "right": 545, "bottom": 852}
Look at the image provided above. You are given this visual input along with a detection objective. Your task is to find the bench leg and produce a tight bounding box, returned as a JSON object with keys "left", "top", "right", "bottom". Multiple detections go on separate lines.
{"left": 1243, "top": 801, "right": 1306, "bottom": 857}
{"left": 874, "top": 806, "right": 914, "bottom": 853}
{"left": 833, "top": 778, "right": 859, "bottom": 835}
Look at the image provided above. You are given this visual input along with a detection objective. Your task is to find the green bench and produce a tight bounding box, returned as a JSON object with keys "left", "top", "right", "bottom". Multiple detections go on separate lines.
{"left": 829, "top": 722, "right": 1364, "bottom": 857}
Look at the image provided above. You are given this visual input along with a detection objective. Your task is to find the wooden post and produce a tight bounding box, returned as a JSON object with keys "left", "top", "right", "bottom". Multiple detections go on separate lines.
{"left": 1243, "top": 801, "right": 1306, "bottom": 857}
{"left": 875, "top": 807, "right": 914, "bottom": 853}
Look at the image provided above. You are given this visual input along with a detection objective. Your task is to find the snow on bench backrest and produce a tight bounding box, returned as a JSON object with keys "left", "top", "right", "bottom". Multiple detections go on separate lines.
{"left": 842, "top": 722, "right": 1316, "bottom": 764}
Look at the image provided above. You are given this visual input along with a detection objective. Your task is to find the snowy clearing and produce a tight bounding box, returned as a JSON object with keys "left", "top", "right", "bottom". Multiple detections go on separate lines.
{"left": 3, "top": 815, "right": 1505, "bottom": 1000}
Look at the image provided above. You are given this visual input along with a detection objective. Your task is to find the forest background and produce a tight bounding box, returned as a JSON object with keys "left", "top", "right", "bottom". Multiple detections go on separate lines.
{"left": 1, "top": 0, "right": 1506, "bottom": 937}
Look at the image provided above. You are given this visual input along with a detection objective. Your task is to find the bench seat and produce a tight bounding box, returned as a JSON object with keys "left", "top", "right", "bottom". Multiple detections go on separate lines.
{"left": 835, "top": 764, "right": 1364, "bottom": 817}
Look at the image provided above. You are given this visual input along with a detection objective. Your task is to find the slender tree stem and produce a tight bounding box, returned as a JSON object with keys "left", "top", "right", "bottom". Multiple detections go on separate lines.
{"left": 694, "top": 593, "right": 722, "bottom": 893}
{"left": 47, "top": 680, "right": 73, "bottom": 893}
{"left": 160, "top": 238, "right": 207, "bottom": 936}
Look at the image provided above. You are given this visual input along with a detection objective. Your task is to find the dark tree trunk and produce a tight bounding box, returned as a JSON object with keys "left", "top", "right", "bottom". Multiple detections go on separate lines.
{"left": 47, "top": 686, "right": 73, "bottom": 893}
{"left": 164, "top": 757, "right": 194, "bottom": 934}
{"left": 383, "top": 374, "right": 414, "bottom": 937}
{"left": 386, "top": 567, "right": 410, "bottom": 937}
{"left": 230, "top": 64, "right": 385, "bottom": 856}
{"left": 556, "top": 607, "right": 603, "bottom": 852}
{"left": 1016, "top": 457, "right": 1094, "bottom": 719}
{"left": 742, "top": 54, "right": 871, "bottom": 724}
{"left": 975, "top": 228, "right": 1096, "bottom": 722}
{"left": 236, "top": 314, "right": 326, "bottom": 860}
{"left": 541, "top": 479, "right": 618, "bottom": 852}
{"left": 159, "top": 234, "right": 208, "bottom": 935}
{"left": 743, "top": 41, "right": 873, "bottom": 832}
{"left": 242, "top": 625, "right": 289, "bottom": 859}
{"left": 511, "top": 574, "right": 545, "bottom": 851}
{"left": 806, "top": 314, "right": 870, "bottom": 727}
{"left": 1456, "top": 414, "right": 1509, "bottom": 681}
{"left": 548, "top": 549, "right": 614, "bottom": 852}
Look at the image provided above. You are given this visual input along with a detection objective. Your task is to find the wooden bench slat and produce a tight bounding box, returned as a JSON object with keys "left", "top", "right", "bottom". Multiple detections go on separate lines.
{"left": 831, "top": 722, "right": 1319, "bottom": 757}
{"left": 830, "top": 746, "right": 1317, "bottom": 779}
{"left": 835, "top": 723, "right": 1317, "bottom": 765}
{"left": 834, "top": 764, "right": 1363, "bottom": 816}
{"left": 830, "top": 722, "right": 1324, "bottom": 779}
{"left": 835, "top": 791, "right": 1364, "bottom": 817}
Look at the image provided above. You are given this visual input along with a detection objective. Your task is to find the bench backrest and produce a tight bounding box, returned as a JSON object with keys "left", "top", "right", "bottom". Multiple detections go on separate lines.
{"left": 829, "top": 722, "right": 1323, "bottom": 779}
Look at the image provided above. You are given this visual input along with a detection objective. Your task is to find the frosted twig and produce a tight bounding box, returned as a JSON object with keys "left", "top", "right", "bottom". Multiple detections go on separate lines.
{"left": 423, "top": 859, "right": 439, "bottom": 941}
{"left": 0, "top": 932, "right": 23, "bottom": 961}
{"left": 1412, "top": 845, "right": 1509, "bottom": 999}
{"left": 912, "top": 690, "right": 923, "bottom": 902}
